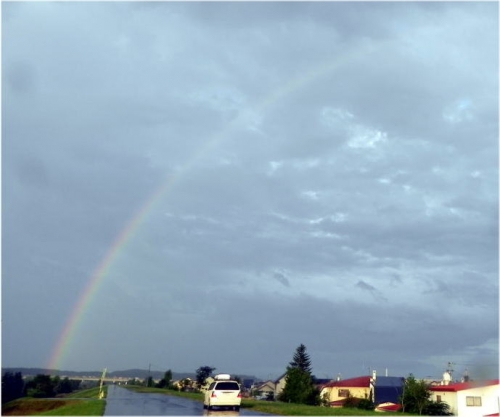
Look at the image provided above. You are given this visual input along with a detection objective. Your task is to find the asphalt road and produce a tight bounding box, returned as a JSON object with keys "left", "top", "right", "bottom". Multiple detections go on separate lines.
{"left": 104, "top": 385, "right": 271, "bottom": 416}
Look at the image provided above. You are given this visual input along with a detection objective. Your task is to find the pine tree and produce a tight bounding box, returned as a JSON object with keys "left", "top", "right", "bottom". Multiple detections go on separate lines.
{"left": 2, "top": 372, "right": 25, "bottom": 404}
{"left": 289, "top": 343, "right": 312, "bottom": 374}
{"left": 279, "top": 344, "right": 319, "bottom": 405}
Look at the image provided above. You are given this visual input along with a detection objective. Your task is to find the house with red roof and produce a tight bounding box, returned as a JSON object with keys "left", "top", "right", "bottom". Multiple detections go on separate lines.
{"left": 319, "top": 375, "right": 372, "bottom": 407}
{"left": 429, "top": 379, "right": 499, "bottom": 417}
{"left": 319, "top": 371, "right": 405, "bottom": 409}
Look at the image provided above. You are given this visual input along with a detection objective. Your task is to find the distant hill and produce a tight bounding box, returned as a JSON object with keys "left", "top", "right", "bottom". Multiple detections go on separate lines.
{"left": 2, "top": 367, "right": 193, "bottom": 380}
{"left": 2, "top": 367, "right": 259, "bottom": 382}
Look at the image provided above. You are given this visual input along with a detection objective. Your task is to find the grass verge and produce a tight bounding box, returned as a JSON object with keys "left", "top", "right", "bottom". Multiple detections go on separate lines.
{"left": 1, "top": 387, "right": 107, "bottom": 416}
{"left": 242, "top": 399, "right": 418, "bottom": 416}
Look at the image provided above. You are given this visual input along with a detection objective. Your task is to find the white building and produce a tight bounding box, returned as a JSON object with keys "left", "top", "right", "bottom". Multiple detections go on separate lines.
{"left": 429, "top": 379, "right": 499, "bottom": 417}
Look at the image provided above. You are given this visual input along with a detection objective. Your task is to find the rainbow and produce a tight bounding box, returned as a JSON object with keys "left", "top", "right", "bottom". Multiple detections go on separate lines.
{"left": 46, "top": 175, "right": 175, "bottom": 370}
{"left": 46, "top": 49, "right": 365, "bottom": 371}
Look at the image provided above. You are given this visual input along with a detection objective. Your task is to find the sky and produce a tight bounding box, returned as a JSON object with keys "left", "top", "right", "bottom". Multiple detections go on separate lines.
{"left": 2, "top": 1, "right": 499, "bottom": 382}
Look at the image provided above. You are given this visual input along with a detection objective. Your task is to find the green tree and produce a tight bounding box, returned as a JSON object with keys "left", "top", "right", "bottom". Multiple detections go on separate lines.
{"left": 196, "top": 366, "right": 216, "bottom": 386}
{"left": 156, "top": 369, "right": 173, "bottom": 389}
{"left": 279, "top": 344, "right": 319, "bottom": 405}
{"left": 401, "top": 374, "right": 431, "bottom": 415}
{"left": 289, "top": 343, "right": 312, "bottom": 374}
{"left": 25, "top": 374, "right": 55, "bottom": 398}
{"left": 2, "top": 372, "right": 25, "bottom": 404}
{"left": 164, "top": 369, "right": 173, "bottom": 386}
{"left": 54, "top": 376, "right": 73, "bottom": 395}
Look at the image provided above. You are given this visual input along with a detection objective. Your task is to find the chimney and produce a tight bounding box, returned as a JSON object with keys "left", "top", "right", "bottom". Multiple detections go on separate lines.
{"left": 372, "top": 370, "right": 377, "bottom": 380}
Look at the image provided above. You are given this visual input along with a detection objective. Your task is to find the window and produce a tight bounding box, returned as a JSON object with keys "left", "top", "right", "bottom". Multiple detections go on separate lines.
{"left": 215, "top": 382, "right": 240, "bottom": 390}
{"left": 466, "top": 396, "right": 482, "bottom": 406}
{"left": 338, "top": 389, "right": 350, "bottom": 397}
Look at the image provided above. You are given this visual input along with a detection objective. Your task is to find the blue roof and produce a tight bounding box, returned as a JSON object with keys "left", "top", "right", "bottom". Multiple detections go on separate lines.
{"left": 375, "top": 376, "right": 404, "bottom": 387}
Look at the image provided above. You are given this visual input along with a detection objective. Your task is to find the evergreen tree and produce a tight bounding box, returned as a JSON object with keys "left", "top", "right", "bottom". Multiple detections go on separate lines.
{"left": 164, "top": 369, "right": 173, "bottom": 386}
{"left": 289, "top": 343, "right": 312, "bottom": 374}
{"left": 156, "top": 369, "right": 173, "bottom": 389}
{"left": 279, "top": 344, "right": 319, "bottom": 405}
{"left": 2, "top": 372, "right": 25, "bottom": 404}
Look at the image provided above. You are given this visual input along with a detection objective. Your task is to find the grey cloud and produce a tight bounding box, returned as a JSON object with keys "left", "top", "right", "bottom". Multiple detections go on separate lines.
{"left": 12, "top": 153, "right": 50, "bottom": 188}
{"left": 4, "top": 60, "right": 38, "bottom": 94}
{"left": 273, "top": 272, "right": 291, "bottom": 288}
{"left": 2, "top": 1, "right": 497, "bottom": 380}
{"left": 356, "top": 280, "right": 377, "bottom": 292}
{"left": 355, "top": 280, "right": 387, "bottom": 302}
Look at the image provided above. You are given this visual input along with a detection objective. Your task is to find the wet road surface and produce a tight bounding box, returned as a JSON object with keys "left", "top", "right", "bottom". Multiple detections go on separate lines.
{"left": 104, "top": 385, "right": 271, "bottom": 416}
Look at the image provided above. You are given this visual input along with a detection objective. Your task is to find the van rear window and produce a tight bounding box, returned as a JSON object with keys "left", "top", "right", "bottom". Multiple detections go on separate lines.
{"left": 215, "top": 382, "right": 239, "bottom": 390}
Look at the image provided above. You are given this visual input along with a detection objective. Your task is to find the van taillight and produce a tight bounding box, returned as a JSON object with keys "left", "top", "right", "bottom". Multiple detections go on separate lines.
{"left": 237, "top": 392, "right": 241, "bottom": 398}
{"left": 211, "top": 392, "right": 217, "bottom": 398}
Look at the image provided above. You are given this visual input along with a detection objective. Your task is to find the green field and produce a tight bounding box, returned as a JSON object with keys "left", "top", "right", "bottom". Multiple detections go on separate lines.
{"left": 244, "top": 398, "right": 416, "bottom": 416}
{"left": 1, "top": 387, "right": 107, "bottom": 416}
{"left": 242, "top": 400, "right": 416, "bottom": 416}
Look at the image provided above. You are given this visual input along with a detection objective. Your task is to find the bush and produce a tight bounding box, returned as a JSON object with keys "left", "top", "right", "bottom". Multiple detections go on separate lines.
{"left": 423, "top": 401, "right": 453, "bottom": 415}
{"left": 342, "top": 396, "right": 360, "bottom": 408}
{"left": 357, "top": 399, "right": 375, "bottom": 410}
{"left": 341, "top": 396, "right": 374, "bottom": 410}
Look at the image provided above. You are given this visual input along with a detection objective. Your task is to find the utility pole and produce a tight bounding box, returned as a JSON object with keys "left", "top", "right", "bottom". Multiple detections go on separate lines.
{"left": 98, "top": 368, "right": 107, "bottom": 399}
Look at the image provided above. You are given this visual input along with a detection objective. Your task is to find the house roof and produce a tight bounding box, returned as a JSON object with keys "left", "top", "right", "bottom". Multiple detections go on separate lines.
{"left": 314, "top": 378, "right": 332, "bottom": 385}
{"left": 429, "top": 379, "right": 499, "bottom": 392}
{"left": 374, "top": 376, "right": 404, "bottom": 387}
{"left": 323, "top": 376, "right": 371, "bottom": 388}
{"left": 254, "top": 380, "right": 274, "bottom": 390}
